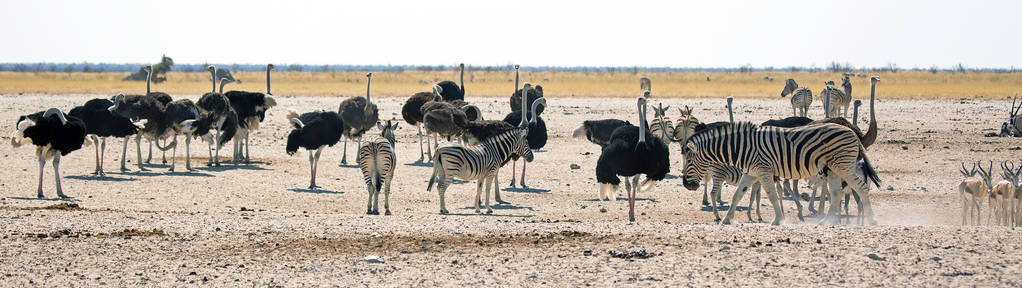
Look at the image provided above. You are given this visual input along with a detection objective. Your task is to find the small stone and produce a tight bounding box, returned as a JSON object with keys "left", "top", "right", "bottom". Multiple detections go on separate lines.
{"left": 570, "top": 164, "right": 581, "bottom": 170}
{"left": 866, "top": 253, "right": 886, "bottom": 261}
{"left": 931, "top": 256, "right": 942, "bottom": 261}
{"left": 362, "top": 255, "right": 384, "bottom": 264}
{"left": 599, "top": 207, "right": 607, "bottom": 213}
{"left": 583, "top": 249, "right": 592, "bottom": 256}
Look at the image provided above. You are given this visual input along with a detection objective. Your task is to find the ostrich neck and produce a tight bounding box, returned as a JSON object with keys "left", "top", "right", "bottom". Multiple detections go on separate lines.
{"left": 145, "top": 68, "right": 152, "bottom": 94}
{"left": 520, "top": 90, "right": 528, "bottom": 127}
{"left": 459, "top": 65, "right": 465, "bottom": 95}
{"left": 364, "top": 76, "right": 372, "bottom": 112}
{"left": 266, "top": 66, "right": 272, "bottom": 94}
{"left": 637, "top": 103, "right": 646, "bottom": 143}
{"left": 219, "top": 80, "right": 228, "bottom": 94}
{"left": 861, "top": 81, "right": 878, "bottom": 148}
{"left": 210, "top": 67, "right": 217, "bottom": 94}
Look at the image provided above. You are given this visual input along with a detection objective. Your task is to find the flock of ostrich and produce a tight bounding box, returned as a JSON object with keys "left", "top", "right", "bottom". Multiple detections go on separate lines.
{"left": 9, "top": 63, "right": 1018, "bottom": 227}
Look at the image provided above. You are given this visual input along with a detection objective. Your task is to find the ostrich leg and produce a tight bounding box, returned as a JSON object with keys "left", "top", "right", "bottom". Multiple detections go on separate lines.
{"left": 245, "top": 132, "right": 251, "bottom": 163}
{"left": 120, "top": 137, "right": 129, "bottom": 171}
{"left": 213, "top": 128, "right": 222, "bottom": 166}
{"left": 169, "top": 134, "right": 178, "bottom": 171}
{"left": 36, "top": 152, "right": 46, "bottom": 198}
{"left": 98, "top": 138, "right": 106, "bottom": 177}
{"left": 161, "top": 145, "right": 167, "bottom": 164}
{"left": 416, "top": 125, "right": 425, "bottom": 162}
{"left": 509, "top": 161, "right": 517, "bottom": 187}
{"left": 308, "top": 150, "right": 316, "bottom": 189}
{"left": 146, "top": 139, "right": 153, "bottom": 163}
{"left": 629, "top": 175, "right": 640, "bottom": 222}
{"left": 53, "top": 154, "right": 67, "bottom": 198}
{"left": 91, "top": 135, "right": 101, "bottom": 175}
{"left": 135, "top": 135, "right": 149, "bottom": 171}
{"left": 185, "top": 136, "right": 193, "bottom": 171}
{"left": 341, "top": 136, "right": 349, "bottom": 165}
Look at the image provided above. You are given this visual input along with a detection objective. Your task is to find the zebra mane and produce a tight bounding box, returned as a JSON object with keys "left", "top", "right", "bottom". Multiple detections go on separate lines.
{"left": 482, "top": 126, "right": 526, "bottom": 145}
{"left": 688, "top": 121, "right": 758, "bottom": 144}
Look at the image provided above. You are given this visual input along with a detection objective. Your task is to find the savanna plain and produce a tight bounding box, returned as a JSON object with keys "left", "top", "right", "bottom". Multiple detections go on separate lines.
{"left": 1, "top": 71, "right": 1022, "bottom": 286}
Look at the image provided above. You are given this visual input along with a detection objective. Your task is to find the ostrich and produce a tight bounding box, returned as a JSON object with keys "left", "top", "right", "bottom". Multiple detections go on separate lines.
{"left": 142, "top": 65, "right": 173, "bottom": 164}
{"left": 572, "top": 119, "right": 632, "bottom": 148}
{"left": 285, "top": 110, "right": 345, "bottom": 189}
{"left": 195, "top": 65, "right": 238, "bottom": 166}
{"left": 502, "top": 85, "right": 547, "bottom": 188}
{"left": 640, "top": 77, "right": 651, "bottom": 93}
{"left": 225, "top": 64, "right": 278, "bottom": 163}
{"left": 69, "top": 98, "right": 143, "bottom": 176}
{"left": 436, "top": 63, "right": 465, "bottom": 102}
{"left": 108, "top": 94, "right": 179, "bottom": 171}
{"left": 596, "top": 96, "right": 670, "bottom": 222}
{"left": 422, "top": 85, "right": 469, "bottom": 155}
{"left": 402, "top": 88, "right": 438, "bottom": 162}
{"left": 338, "top": 72, "right": 380, "bottom": 165}
{"left": 11, "top": 108, "right": 88, "bottom": 198}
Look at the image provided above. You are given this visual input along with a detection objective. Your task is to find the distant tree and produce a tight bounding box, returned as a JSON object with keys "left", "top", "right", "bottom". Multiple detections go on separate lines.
{"left": 928, "top": 66, "right": 939, "bottom": 74}
{"left": 287, "top": 64, "right": 303, "bottom": 72}
{"left": 152, "top": 55, "right": 174, "bottom": 74}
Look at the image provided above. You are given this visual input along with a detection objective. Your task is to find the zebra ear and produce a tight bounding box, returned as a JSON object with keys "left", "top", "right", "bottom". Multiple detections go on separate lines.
{"left": 376, "top": 121, "right": 384, "bottom": 130}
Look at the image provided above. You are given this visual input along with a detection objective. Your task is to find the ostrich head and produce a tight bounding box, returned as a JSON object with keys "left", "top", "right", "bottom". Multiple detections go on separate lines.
{"left": 144, "top": 65, "right": 152, "bottom": 72}
{"left": 781, "top": 79, "right": 797, "bottom": 97}
{"left": 529, "top": 98, "right": 546, "bottom": 125}
{"left": 267, "top": 64, "right": 276, "bottom": 71}
{"left": 870, "top": 76, "right": 880, "bottom": 85}
{"left": 108, "top": 93, "right": 126, "bottom": 115}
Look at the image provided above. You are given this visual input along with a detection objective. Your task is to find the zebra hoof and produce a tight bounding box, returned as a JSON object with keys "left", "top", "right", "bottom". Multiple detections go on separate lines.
{"left": 701, "top": 200, "right": 710, "bottom": 206}
{"left": 770, "top": 220, "right": 781, "bottom": 226}
{"left": 486, "top": 210, "right": 493, "bottom": 214}
{"left": 721, "top": 219, "right": 732, "bottom": 225}
{"left": 384, "top": 210, "right": 391, "bottom": 216}
{"left": 440, "top": 209, "right": 448, "bottom": 214}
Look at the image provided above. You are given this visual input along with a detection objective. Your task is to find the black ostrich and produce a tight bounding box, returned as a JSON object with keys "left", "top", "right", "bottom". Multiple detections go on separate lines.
{"left": 285, "top": 110, "right": 345, "bottom": 189}
{"left": 224, "top": 64, "right": 278, "bottom": 163}
{"left": 69, "top": 98, "right": 142, "bottom": 176}
{"left": 338, "top": 72, "right": 380, "bottom": 165}
{"left": 142, "top": 64, "right": 173, "bottom": 164}
{"left": 11, "top": 108, "right": 88, "bottom": 198}
{"left": 571, "top": 119, "right": 632, "bottom": 148}
{"left": 402, "top": 89, "right": 437, "bottom": 162}
{"left": 164, "top": 98, "right": 202, "bottom": 171}
{"left": 509, "top": 84, "right": 544, "bottom": 116}
{"left": 422, "top": 85, "right": 469, "bottom": 155}
{"left": 194, "top": 65, "right": 239, "bottom": 166}
{"left": 436, "top": 63, "right": 465, "bottom": 102}
{"left": 595, "top": 96, "right": 670, "bottom": 222}
{"left": 502, "top": 85, "right": 547, "bottom": 188}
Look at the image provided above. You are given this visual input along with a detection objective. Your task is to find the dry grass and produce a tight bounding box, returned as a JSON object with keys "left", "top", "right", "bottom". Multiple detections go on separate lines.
{"left": 1, "top": 70, "right": 1020, "bottom": 99}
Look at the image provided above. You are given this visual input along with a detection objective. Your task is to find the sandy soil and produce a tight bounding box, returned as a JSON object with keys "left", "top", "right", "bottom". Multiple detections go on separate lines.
{"left": 1, "top": 94, "right": 1021, "bottom": 286}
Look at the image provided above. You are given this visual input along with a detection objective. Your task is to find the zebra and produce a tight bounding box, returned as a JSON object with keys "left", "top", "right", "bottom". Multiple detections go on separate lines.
{"left": 649, "top": 103, "right": 674, "bottom": 143}
{"left": 822, "top": 79, "right": 851, "bottom": 118}
{"left": 358, "top": 119, "right": 399, "bottom": 215}
{"left": 681, "top": 122, "right": 881, "bottom": 225}
{"left": 781, "top": 79, "right": 813, "bottom": 117}
{"left": 427, "top": 127, "right": 534, "bottom": 214}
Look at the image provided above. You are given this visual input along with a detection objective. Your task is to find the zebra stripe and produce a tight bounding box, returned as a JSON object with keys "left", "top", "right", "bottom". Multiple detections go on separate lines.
{"left": 822, "top": 84, "right": 850, "bottom": 118}
{"left": 427, "top": 127, "right": 533, "bottom": 214}
{"left": 682, "top": 122, "right": 879, "bottom": 225}
{"left": 649, "top": 117, "right": 674, "bottom": 143}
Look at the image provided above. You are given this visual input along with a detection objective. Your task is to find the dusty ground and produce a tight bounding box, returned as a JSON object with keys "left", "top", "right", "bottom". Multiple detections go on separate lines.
{"left": 1, "top": 94, "right": 1021, "bottom": 286}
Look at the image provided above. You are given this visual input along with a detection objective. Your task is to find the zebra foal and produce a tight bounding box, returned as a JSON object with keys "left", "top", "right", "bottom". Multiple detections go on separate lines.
{"left": 358, "top": 120, "right": 399, "bottom": 215}
{"left": 427, "top": 127, "right": 534, "bottom": 214}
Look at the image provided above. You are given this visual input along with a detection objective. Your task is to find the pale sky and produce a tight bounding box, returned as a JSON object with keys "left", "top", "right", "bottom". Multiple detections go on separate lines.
{"left": 1, "top": 0, "right": 1019, "bottom": 68}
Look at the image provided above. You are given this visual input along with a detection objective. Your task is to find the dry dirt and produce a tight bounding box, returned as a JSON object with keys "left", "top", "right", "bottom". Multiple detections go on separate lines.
{"left": 1, "top": 94, "right": 1021, "bottom": 286}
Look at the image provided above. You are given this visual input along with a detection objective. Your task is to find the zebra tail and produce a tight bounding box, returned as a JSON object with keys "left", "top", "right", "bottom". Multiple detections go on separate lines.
{"left": 427, "top": 153, "right": 441, "bottom": 192}
{"left": 860, "top": 149, "right": 881, "bottom": 188}
{"left": 373, "top": 170, "right": 382, "bottom": 193}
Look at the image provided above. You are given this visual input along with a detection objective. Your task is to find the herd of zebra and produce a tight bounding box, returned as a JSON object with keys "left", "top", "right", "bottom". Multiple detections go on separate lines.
{"left": 12, "top": 64, "right": 893, "bottom": 225}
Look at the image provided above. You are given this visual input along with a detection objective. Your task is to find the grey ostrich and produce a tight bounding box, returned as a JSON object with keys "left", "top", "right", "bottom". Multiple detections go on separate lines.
{"left": 421, "top": 85, "right": 468, "bottom": 156}
{"left": 338, "top": 72, "right": 380, "bottom": 165}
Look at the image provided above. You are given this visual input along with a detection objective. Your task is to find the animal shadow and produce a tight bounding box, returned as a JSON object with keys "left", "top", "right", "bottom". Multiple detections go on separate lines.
{"left": 503, "top": 187, "right": 551, "bottom": 193}
{"left": 404, "top": 161, "right": 433, "bottom": 167}
{"left": 289, "top": 188, "right": 344, "bottom": 194}
{"left": 66, "top": 175, "right": 138, "bottom": 182}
